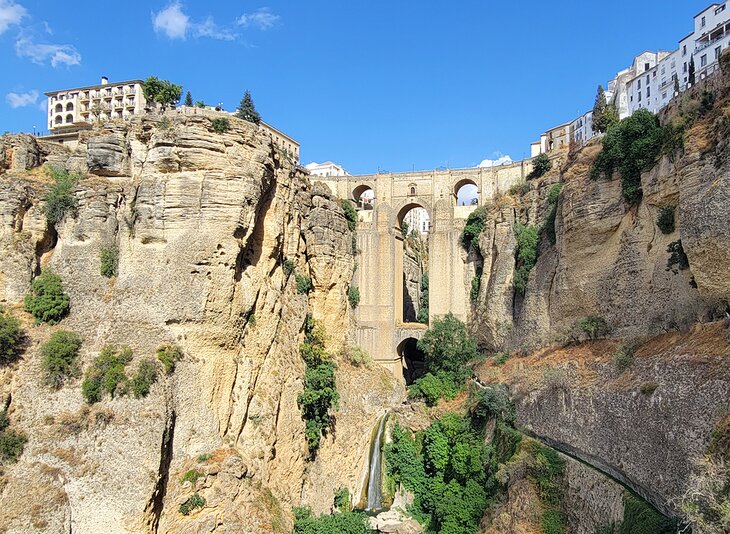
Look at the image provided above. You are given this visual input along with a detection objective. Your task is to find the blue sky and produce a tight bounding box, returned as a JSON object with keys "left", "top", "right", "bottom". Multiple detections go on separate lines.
{"left": 0, "top": 0, "right": 716, "bottom": 174}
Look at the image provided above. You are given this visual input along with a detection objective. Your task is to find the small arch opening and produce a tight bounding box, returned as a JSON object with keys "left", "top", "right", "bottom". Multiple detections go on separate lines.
{"left": 54, "top": 115, "right": 62, "bottom": 125}
{"left": 65, "top": 114, "right": 74, "bottom": 124}
{"left": 352, "top": 185, "right": 375, "bottom": 210}
{"left": 455, "top": 179, "right": 478, "bottom": 206}
{"left": 65, "top": 102, "right": 74, "bottom": 112}
{"left": 398, "top": 338, "right": 426, "bottom": 385}
{"left": 397, "top": 204, "right": 430, "bottom": 324}
{"left": 54, "top": 103, "right": 63, "bottom": 113}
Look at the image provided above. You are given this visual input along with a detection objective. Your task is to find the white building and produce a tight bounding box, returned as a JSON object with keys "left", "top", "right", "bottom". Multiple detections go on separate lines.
{"left": 45, "top": 77, "right": 146, "bottom": 135}
{"left": 403, "top": 207, "right": 430, "bottom": 235}
{"left": 305, "top": 161, "right": 350, "bottom": 177}
{"left": 570, "top": 111, "right": 595, "bottom": 146}
{"left": 258, "top": 121, "right": 300, "bottom": 162}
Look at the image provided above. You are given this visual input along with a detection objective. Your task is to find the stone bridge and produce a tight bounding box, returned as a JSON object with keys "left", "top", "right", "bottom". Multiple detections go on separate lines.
{"left": 319, "top": 162, "right": 532, "bottom": 380}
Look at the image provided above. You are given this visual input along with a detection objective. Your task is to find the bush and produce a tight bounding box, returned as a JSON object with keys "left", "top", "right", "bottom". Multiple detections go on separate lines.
{"left": 591, "top": 109, "right": 664, "bottom": 205}
{"left": 283, "top": 259, "right": 295, "bottom": 277}
{"left": 196, "top": 453, "right": 212, "bottom": 463}
{"left": 667, "top": 240, "right": 689, "bottom": 273}
{"left": 0, "top": 308, "right": 22, "bottom": 365}
{"left": 408, "top": 371, "right": 460, "bottom": 406}
{"left": 514, "top": 224, "right": 539, "bottom": 295}
{"left": 181, "top": 469, "right": 202, "bottom": 485}
{"left": 43, "top": 166, "right": 79, "bottom": 226}
{"left": 417, "top": 274, "right": 429, "bottom": 324}
{"left": 460, "top": 207, "right": 487, "bottom": 251}
{"left": 99, "top": 246, "right": 119, "bottom": 278}
{"left": 620, "top": 491, "right": 677, "bottom": 534}
{"left": 347, "top": 286, "right": 360, "bottom": 308}
{"left": 640, "top": 382, "right": 658, "bottom": 395}
{"left": 0, "top": 426, "right": 27, "bottom": 464}
{"left": 293, "top": 507, "right": 370, "bottom": 534}
{"left": 339, "top": 199, "right": 357, "bottom": 232}
{"left": 417, "top": 313, "right": 479, "bottom": 383}
{"left": 344, "top": 346, "right": 372, "bottom": 368}
{"left": 333, "top": 487, "right": 350, "bottom": 511}
{"left": 81, "top": 345, "right": 133, "bottom": 403}
{"left": 613, "top": 345, "right": 635, "bottom": 372}
{"left": 656, "top": 207, "right": 676, "bottom": 234}
{"left": 41, "top": 330, "right": 82, "bottom": 388}
{"left": 468, "top": 383, "right": 514, "bottom": 425}
{"left": 131, "top": 358, "right": 158, "bottom": 398}
{"left": 470, "top": 267, "right": 482, "bottom": 303}
{"left": 578, "top": 316, "right": 609, "bottom": 340}
{"left": 529, "top": 153, "right": 552, "bottom": 179}
{"left": 211, "top": 117, "right": 230, "bottom": 133}
{"left": 492, "top": 352, "right": 510, "bottom": 366}
{"left": 24, "top": 271, "right": 71, "bottom": 325}
{"left": 156, "top": 344, "right": 183, "bottom": 374}
{"left": 179, "top": 493, "right": 205, "bottom": 515}
{"left": 296, "top": 273, "right": 314, "bottom": 294}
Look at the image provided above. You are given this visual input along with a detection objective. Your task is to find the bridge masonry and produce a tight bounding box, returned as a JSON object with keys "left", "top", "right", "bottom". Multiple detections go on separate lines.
{"left": 318, "top": 162, "right": 532, "bottom": 379}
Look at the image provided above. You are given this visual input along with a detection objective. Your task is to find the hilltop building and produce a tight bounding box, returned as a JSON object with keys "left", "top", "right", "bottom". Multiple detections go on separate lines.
{"left": 532, "top": 2, "right": 730, "bottom": 155}
{"left": 257, "top": 120, "right": 300, "bottom": 163}
{"left": 305, "top": 161, "right": 350, "bottom": 177}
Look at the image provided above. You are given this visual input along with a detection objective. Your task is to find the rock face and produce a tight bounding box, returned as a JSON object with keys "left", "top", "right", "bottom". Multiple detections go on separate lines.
{"left": 0, "top": 114, "right": 396, "bottom": 533}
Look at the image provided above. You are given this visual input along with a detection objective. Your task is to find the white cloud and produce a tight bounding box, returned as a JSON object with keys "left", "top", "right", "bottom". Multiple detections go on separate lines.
{"left": 153, "top": 2, "right": 189, "bottom": 39}
{"left": 236, "top": 7, "right": 279, "bottom": 30}
{"left": 15, "top": 36, "right": 81, "bottom": 67}
{"left": 0, "top": 0, "right": 26, "bottom": 34}
{"left": 5, "top": 89, "right": 38, "bottom": 108}
{"left": 478, "top": 154, "right": 513, "bottom": 168}
{"left": 194, "top": 16, "right": 237, "bottom": 40}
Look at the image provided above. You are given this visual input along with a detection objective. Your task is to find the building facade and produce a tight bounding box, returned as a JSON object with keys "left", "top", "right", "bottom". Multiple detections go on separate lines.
{"left": 258, "top": 121, "right": 300, "bottom": 162}
{"left": 45, "top": 77, "right": 146, "bottom": 134}
{"left": 305, "top": 161, "right": 350, "bottom": 177}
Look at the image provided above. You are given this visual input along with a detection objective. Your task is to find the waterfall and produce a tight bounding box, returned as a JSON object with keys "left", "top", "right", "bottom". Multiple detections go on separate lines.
{"left": 365, "top": 413, "right": 388, "bottom": 511}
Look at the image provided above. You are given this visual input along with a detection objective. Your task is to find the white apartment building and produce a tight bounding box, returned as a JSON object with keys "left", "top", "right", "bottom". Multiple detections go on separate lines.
{"left": 258, "top": 120, "right": 300, "bottom": 162}
{"left": 305, "top": 161, "right": 350, "bottom": 177}
{"left": 45, "top": 77, "right": 146, "bottom": 134}
{"left": 403, "top": 207, "right": 430, "bottom": 235}
{"left": 570, "top": 111, "right": 595, "bottom": 146}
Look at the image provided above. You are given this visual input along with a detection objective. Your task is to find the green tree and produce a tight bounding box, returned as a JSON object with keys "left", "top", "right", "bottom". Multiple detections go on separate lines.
{"left": 593, "top": 85, "right": 619, "bottom": 133}
{"left": 514, "top": 224, "right": 539, "bottom": 295}
{"left": 0, "top": 308, "right": 22, "bottom": 365}
{"left": 235, "top": 90, "right": 261, "bottom": 124}
{"left": 184, "top": 91, "right": 193, "bottom": 107}
{"left": 41, "top": 330, "right": 82, "bottom": 388}
{"left": 529, "top": 153, "right": 552, "bottom": 179}
{"left": 24, "top": 271, "right": 70, "bottom": 325}
{"left": 417, "top": 313, "right": 479, "bottom": 385}
{"left": 142, "top": 76, "right": 183, "bottom": 110}
{"left": 689, "top": 56, "right": 696, "bottom": 86}
{"left": 43, "top": 166, "right": 79, "bottom": 226}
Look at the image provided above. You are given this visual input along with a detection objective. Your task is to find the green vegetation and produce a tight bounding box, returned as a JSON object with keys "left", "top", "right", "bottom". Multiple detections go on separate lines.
{"left": 235, "top": 90, "right": 261, "bottom": 124}
{"left": 333, "top": 487, "right": 350, "bottom": 511}
{"left": 195, "top": 101, "right": 206, "bottom": 108}
{"left": 340, "top": 199, "right": 357, "bottom": 232}
{"left": 640, "top": 382, "right": 658, "bottom": 395}
{"left": 0, "top": 308, "right": 22, "bottom": 365}
{"left": 40, "top": 330, "right": 82, "bottom": 388}
{"left": 81, "top": 345, "right": 133, "bottom": 403}
{"left": 544, "top": 183, "right": 563, "bottom": 245}
{"left": 196, "top": 453, "right": 212, "bottom": 463}
{"left": 184, "top": 91, "right": 193, "bottom": 107}
{"left": 297, "top": 316, "right": 339, "bottom": 455}
{"left": 656, "top": 206, "right": 676, "bottom": 234}
{"left": 529, "top": 153, "right": 553, "bottom": 179}
{"left": 592, "top": 85, "right": 619, "bottom": 133}
{"left": 514, "top": 224, "right": 539, "bottom": 296}
{"left": 211, "top": 117, "right": 230, "bottom": 133}
{"left": 43, "top": 166, "right": 79, "bottom": 226}
{"left": 283, "top": 259, "right": 295, "bottom": 277}
{"left": 591, "top": 109, "right": 665, "bottom": 205}
{"left": 667, "top": 240, "right": 689, "bottom": 273}
{"left": 467, "top": 383, "right": 514, "bottom": 426}
{"left": 343, "top": 346, "right": 373, "bottom": 368}
{"left": 157, "top": 343, "right": 183, "bottom": 374}
{"left": 179, "top": 493, "right": 205, "bottom": 515}
{"left": 24, "top": 271, "right": 70, "bottom": 325}
{"left": 182, "top": 469, "right": 202, "bottom": 485}
{"left": 131, "top": 358, "right": 158, "bottom": 398}
{"left": 409, "top": 314, "right": 479, "bottom": 406}
{"left": 99, "top": 245, "right": 119, "bottom": 278}
{"left": 347, "top": 286, "right": 360, "bottom": 308}
{"left": 0, "top": 411, "right": 27, "bottom": 464}
{"left": 577, "top": 316, "right": 609, "bottom": 340}
{"left": 417, "top": 274, "right": 429, "bottom": 324}
{"left": 613, "top": 345, "right": 635, "bottom": 372}
{"left": 689, "top": 56, "right": 696, "bottom": 86}
{"left": 142, "top": 76, "right": 183, "bottom": 110}
{"left": 296, "top": 273, "right": 314, "bottom": 294}
{"left": 618, "top": 491, "right": 677, "bottom": 534}
{"left": 293, "top": 506, "right": 370, "bottom": 534}
{"left": 470, "top": 266, "right": 482, "bottom": 303}
{"left": 492, "top": 352, "right": 510, "bottom": 366}
{"left": 460, "top": 207, "right": 486, "bottom": 251}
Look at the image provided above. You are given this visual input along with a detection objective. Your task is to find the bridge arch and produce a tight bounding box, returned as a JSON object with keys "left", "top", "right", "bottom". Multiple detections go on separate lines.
{"left": 454, "top": 177, "right": 479, "bottom": 206}
{"left": 395, "top": 201, "right": 433, "bottom": 231}
{"left": 397, "top": 336, "right": 426, "bottom": 385}
{"left": 352, "top": 183, "right": 375, "bottom": 210}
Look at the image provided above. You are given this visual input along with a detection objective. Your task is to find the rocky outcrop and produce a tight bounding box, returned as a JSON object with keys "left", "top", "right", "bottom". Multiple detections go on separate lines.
{"left": 0, "top": 114, "right": 395, "bottom": 533}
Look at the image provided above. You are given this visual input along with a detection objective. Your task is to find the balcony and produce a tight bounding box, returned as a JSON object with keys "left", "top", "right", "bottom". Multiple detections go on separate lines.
{"left": 125, "top": 100, "right": 136, "bottom": 108}
{"left": 696, "top": 26, "right": 730, "bottom": 52}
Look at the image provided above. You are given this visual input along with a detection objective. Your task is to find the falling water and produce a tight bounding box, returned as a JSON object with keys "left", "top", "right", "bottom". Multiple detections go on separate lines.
{"left": 366, "top": 413, "right": 388, "bottom": 511}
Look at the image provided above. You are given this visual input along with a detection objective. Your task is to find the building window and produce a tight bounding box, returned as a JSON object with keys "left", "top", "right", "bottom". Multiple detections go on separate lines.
{"left": 646, "top": 75, "right": 650, "bottom": 84}
{"left": 683, "top": 45, "right": 687, "bottom": 56}
{"left": 716, "top": 46, "right": 722, "bottom": 59}
{"left": 645, "top": 62, "right": 650, "bottom": 71}
{"left": 638, "top": 79, "right": 642, "bottom": 89}
{"left": 647, "top": 87, "right": 650, "bottom": 97}
{"left": 684, "top": 62, "right": 688, "bottom": 72}
{"left": 701, "top": 16, "right": 706, "bottom": 28}
{"left": 701, "top": 54, "right": 708, "bottom": 67}
{"left": 638, "top": 92, "right": 642, "bottom": 101}
{"left": 662, "top": 92, "right": 667, "bottom": 99}
{"left": 630, "top": 95, "right": 633, "bottom": 102}
{"left": 65, "top": 103, "right": 73, "bottom": 111}
{"left": 65, "top": 114, "right": 73, "bottom": 124}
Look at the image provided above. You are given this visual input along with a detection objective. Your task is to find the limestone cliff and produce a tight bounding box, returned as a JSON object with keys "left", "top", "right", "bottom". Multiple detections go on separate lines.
{"left": 0, "top": 114, "right": 399, "bottom": 533}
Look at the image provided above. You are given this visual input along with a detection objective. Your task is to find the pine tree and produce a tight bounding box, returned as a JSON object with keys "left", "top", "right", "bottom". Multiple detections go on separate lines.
{"left": 689, "top": 56, "right": 696, "bottom": 86}
{"left": 184, "top": 91, "right": 193, "bottom": 107}
{"left": 593, "top": 85, "right": 609, "bottom": 133}
{"left": 235, "top": 90, "right": 261, "bottom": 124}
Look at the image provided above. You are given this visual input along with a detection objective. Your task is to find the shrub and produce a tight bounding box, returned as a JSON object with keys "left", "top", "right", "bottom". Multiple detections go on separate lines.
{"left": 417, "top": 313, "right": 479, "bottom": 384}
{"left": 470, "top": 267, "right": 482, "bottom": 303}
{"left": 293, "top": 506, "right": 370, "bottom": 534}
{"left": 211, "top": 117, "right": 230, "bottom": 133}
{"left": 656, "top": 207, "right": 676, "bottom": 234}
{"left": 344, "top": 346, "right": 372, "bottom": 368}
{"left": 182, "top": 469, "right": 202, "bottom": 485}
{"left": 24, "top": 271, "right": 71, "bottom": 325}
{"left": 514, "top": 224, "right": 539, "bottom": 295}
{"left": 157, "top": 344, "right": 183, "bottom": 374}
{"left": 81, "top": 345, "right": 133, "bottom": 403}
{"left": 544, "top": 183, "right": 563, "bottom": 245}
{"left": 333, "top": 487, "right": 350, "bottom": 511}
{"left": 0, "top": 308, "right": 22, "bottom": 365}
{"left": 131, "top": 358, "right": 158, "bottom": 398}
{"left": 699, "top": 90, "right": 716, "bottom": 115}
{"left": 460, "top": 207, "right": 487, "bottom": 251}
{"left": 41, "top": 330, "right": 82, "bottom": 388}
{"left": 0, "top": 427, "right": 27, "bottom": 464}
{"left": 339, "top": 199, "right": 357, "bottom": 232}
{"left": 667, "top": 240, "right": 689, "bottom": 273}
{"left": 613, "top": 345, "right": 635, "bottom": 372}
{"left": 347, "top": 286, "right": 360, "bottom": 308}
{"left": 283, "top": 259, "right": 295, "bottom": 277}
{"left": 529, "top": 153, "right": 552, "bottom": 179}
{"left": 408, "top": 371, "right": 460, "bottom": 406}
{"left": 99, "top": 246, "right": 119, "bottom": 278}
{"left": 196, "top": 453, "right": 212, "bottom": 463}
{"left": 640, "top": 382, "right": 658, "bottom": 395}
{"left": 591, "top": 109, "right": 664, "bottom": 205}
{"left": 43, "top": 166, "right": 79, "bottom": 226}
{"left": 179, "top": 493, "right": 205, "bottom": 515}
{"left": 417, "top": 274, "right": 429, "bottom": 324}
{"left": 492, "top": 352, "right": 510, "bottom": 366}
{"left": 296, "top": 273, "right": 314, "bottom": 294}
{"left": 620, "top": 491, "right": 677, "bottom": 534}
{"left": 578, "top": 316, "right": 609, "bottom": 340}
{"left": 468, "top": 383, "right": 514, "bottom": 425}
